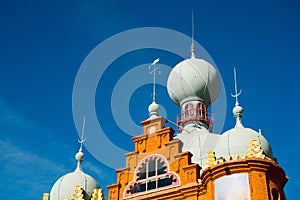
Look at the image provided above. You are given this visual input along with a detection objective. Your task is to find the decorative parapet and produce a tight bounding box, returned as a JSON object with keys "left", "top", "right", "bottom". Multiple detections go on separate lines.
{"left": 42, "top": 186, "right": 104, "bottom": 200}
{"left": 205, "top": 139, "right": 269, "bottom": 168}
{"left": 91, "top": 189, "right": 105, "bottom": 200}
{"left": 215, "top": 154, "right": 247, "bottom": 165}
{"left": 206, "top": 150, "right": 216, "bottom": 167}
{"left": 42, "top": 193, "right": 49, "bottom": 200}
{"left": 205, "top": 151, "right": 247, "bottom": 168}
{"left": 247, "top": 139, "right": 265, "bottom": 159}
{"left": 70, "top": 184, "right": 85, "bottom": 200}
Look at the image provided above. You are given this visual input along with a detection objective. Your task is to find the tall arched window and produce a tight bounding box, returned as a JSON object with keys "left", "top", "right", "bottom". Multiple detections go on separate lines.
{"left": 124, "top": 154, "right": 180, "bottom": 198}
{"left": 184, "top": 104, "right": 189, "bottom": 118}
{"left": 189, "top": 103, "right": 194, "bottom": 116}
{"left": 272, "top": 188, "right": 279, "bottom": 200}
{"left": 196, "top": 103, "right": 201, "bottom": 117}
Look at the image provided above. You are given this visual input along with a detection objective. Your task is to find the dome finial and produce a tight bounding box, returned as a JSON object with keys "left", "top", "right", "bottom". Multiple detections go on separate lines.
{"left": 190, "top": 10, "right": 196, "bottom": 58}
{"left": 148, "top": 58, "right": 161, "bottom": 118}
{"left": 231, "top": 67, "right": 242, "bottom": 107}
{"left": 231, "top": 67, "right": 244, "bottom": 127}
{"left": 78, "top": 116, "right": 86, "bottom": 152}
{"left": 75, "top": 116, "right": 86, "bottom": 171}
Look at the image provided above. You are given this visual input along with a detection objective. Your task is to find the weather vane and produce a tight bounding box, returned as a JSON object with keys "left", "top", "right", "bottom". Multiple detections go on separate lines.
{"left": 78, "top": 116, "right": 87, "bottom": 151}
{"left": 149, "top": 58, "right": 160, "bottom": 102}
{"left": 231, "top": 67, "right": 242, "bottom": 106}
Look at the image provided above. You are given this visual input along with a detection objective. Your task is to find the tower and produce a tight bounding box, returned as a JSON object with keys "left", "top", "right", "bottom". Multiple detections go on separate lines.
{"left": 167, "top": 32, "right": 221, "bottom": 168}
{"left": 205, "top": 68, "right": 287, "bottom": 200}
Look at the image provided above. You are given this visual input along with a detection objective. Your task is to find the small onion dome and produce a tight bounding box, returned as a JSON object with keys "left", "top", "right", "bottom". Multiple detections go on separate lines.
{"left": 233, "top": 104, "right": 243, "bottom": 119}
{"left": 75, "top": 150, "right": 84, "bottom": 163}
{"left": 50, "top": 150, "right": 100, "bottom": 200}
{"left": 167, "top": 57, "right": 221, "bottom": 107}
{"left": 148, "top": 101, "right": 160, "bottom": 119}
{"left": 214, "top": 104, "right": 273, "bottom": 159}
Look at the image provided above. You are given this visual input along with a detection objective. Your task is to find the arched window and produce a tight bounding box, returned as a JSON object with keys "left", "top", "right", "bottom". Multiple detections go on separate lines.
{"left": 272, "top": 188, "right": 279, "bottom": 200}
{"left": 196, "top": 103, "right": 200, "bottom": 117}
{"left": 124, "top": 154, "right": 180, "bottom": 198}
{"left": 184, "top": 104, "right": 189, "bottom": 118}
{"left": 189, "top": 103, "right": 194, "bottom": 116}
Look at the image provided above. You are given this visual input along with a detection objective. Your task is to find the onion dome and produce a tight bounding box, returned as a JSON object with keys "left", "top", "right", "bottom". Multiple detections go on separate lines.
{"left": 167, "top": 15, "right": 221, "bottom": 107}
{"left": 167, "top": 56, "right": 221, "bottom": 107}
{"left": 148, "top": 101, "right": 160, "bottom": 119}
{"left": 50, "top": 148, "right": 100, "bottom": 200}
{"left": 214, "top": 103, "right": 273, "bottom": 159}
{"left": 214, "top": 68, "right": 273, "bottom": 159}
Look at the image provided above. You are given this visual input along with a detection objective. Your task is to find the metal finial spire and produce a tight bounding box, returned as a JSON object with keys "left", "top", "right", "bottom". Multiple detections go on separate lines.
{"left": 75, "top": 116, "right": 86, "bottom": 171}
{"left": 149, "top": 58, "right": 160, "bottom": 102}
{"left": 78, "top": 116, "right": 87, "bottom": 151}
{"left": 191, "top": 10, "right": 196, "bottom": 58}
{"left": 231, "top": 67, "right": 242, "bottom": 106}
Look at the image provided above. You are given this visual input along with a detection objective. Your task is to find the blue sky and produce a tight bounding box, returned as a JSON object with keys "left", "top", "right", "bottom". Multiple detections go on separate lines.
{"left": 0, "top": 0, "right": 299, "bottom": 199}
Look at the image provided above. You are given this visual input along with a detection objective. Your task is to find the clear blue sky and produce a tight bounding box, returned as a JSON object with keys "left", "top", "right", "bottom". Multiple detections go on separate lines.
{"left": 0, "top": 0, "right": 299, "bottom": 199}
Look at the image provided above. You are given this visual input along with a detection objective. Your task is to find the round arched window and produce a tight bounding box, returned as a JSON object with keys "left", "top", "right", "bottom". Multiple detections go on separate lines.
{"left": 124, "top": 154, "right": 180, "bottom": 198}
{"left": 272, "top": 188, "right": 279, "bottom": 200}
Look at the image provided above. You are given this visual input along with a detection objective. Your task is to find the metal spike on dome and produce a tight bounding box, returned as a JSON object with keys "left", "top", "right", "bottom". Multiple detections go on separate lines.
{"left": 191, "top": 10, "right": 196, "bottom": 58}
{"left": 78, "top": 116, "right": 87, "bottom": 152}
{"left": 231, "top": 67, "right": 242, "bottom": 106}
{"left": 231, "top": 67, "right": 244, "bottom": 123}
{"left": 75, "top": 116, "right": 86, "bottom": 171}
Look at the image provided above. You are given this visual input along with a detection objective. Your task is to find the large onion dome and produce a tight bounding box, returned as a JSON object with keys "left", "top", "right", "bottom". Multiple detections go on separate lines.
{"left": 167, "top": 56, "right": 221, "bottom": 107}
